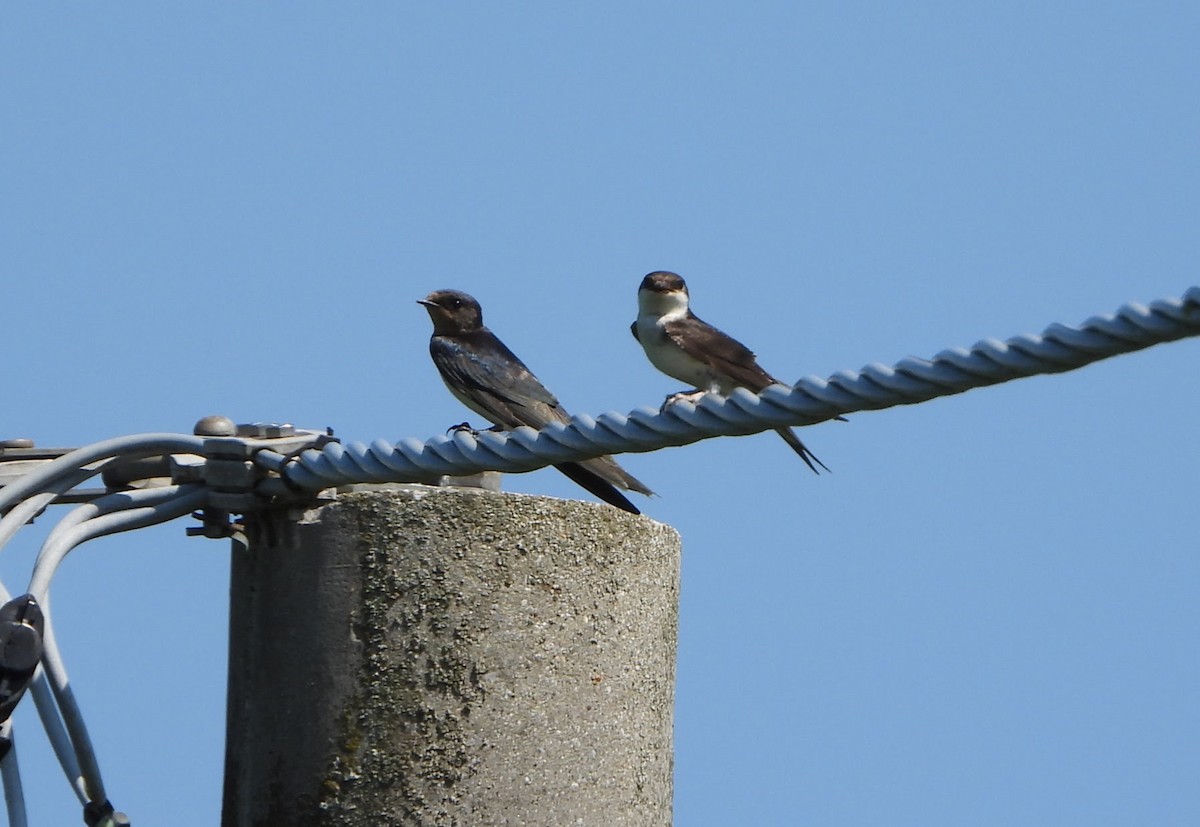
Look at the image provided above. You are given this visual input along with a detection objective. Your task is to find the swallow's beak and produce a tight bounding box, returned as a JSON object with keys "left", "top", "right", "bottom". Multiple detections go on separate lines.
{"left": 416, "top": 298, "right": 437, "bottom": 308}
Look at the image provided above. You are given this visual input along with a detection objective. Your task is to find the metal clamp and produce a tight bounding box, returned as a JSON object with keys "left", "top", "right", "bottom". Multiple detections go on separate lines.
{"left": 0, "top": 595, "right": 44, "bottom": 725}
{"left": 184, "top": 417, "right": 337, "bottom": 539}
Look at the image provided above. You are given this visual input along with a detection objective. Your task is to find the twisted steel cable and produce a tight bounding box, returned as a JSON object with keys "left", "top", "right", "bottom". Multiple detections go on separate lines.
{"left": 279, "top": 286, "right": 1200, "bottom": 491}
{"left": 0, "top": 287, "right": 1195, "bottom": 823}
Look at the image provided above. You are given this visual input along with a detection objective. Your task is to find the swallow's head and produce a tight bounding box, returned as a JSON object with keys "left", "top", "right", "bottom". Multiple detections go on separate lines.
{"left": 637, "top": 271, "right": 691, "bottom": 318}
{"left": 418, "top": 289, "right": 484, "bottom": 335}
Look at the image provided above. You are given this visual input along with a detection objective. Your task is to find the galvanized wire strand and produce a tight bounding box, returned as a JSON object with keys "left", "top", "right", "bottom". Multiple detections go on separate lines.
{"left": 28, "top": 486, "right": 204, "bottom": 600}
{"left": 0, "top": 483, "right": 206, "bottom": 808}
{"left": 0, "top": 442, "right": 203, "bottom": 816}
{"left": 0, "top": 288, "right": 1192, "bottom": 822}
{"left": 0, "top": 488, "right": 209, "bottom": 814}
{"left": 0, "top": 581, "right": 85, "bottom": 807}
{"left": 28, "top": 666, "right": 86, "bottom": 805}
{"left": 27, "top": 486, "right": 208, "bottom": 808}
{"left": 0, "top": 473, "right": 93, "bottom": 556}
{"left": 0, "top": 435, "right": 204, "bottom": 515}
{"left": 38, "top": 618, "right": 106, "bottom": 807}
{"left": 279, "top": 286, "right": 1200, "bottom": 490}
{"left": 0, "top": 721, "right": 29, "bottom": 827}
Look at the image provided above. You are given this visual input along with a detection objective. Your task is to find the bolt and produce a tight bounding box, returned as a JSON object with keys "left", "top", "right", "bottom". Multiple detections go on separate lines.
{"left": 194, "top": 415, "right": 237, "bottom": 437}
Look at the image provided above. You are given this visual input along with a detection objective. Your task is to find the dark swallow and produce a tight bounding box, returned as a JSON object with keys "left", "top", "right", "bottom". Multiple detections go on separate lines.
{"left": 419, "top": 289, "right": 654, "bottom": 513}
{"left": 632, "top": 270, "right": 841, "bottom": 474}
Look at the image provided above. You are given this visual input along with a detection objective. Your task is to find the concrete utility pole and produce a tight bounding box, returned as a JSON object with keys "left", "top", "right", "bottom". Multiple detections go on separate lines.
{"left": 222, "top": 485, "right": 681, "bottom": 827}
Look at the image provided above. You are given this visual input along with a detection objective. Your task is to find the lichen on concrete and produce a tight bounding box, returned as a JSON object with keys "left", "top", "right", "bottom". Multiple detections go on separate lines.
{"left": 225, "top": 485, "right": 680, "bottom": 827}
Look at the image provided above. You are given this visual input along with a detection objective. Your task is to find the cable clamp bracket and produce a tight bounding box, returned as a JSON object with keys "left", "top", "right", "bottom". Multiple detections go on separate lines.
{"left": 182, "top": 420, "right": 337, "bottom": 539}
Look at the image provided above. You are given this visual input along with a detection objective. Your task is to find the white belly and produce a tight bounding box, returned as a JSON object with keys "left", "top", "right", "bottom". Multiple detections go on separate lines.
{"left": 636, "top": 315, "right": 721, "bottom": 390}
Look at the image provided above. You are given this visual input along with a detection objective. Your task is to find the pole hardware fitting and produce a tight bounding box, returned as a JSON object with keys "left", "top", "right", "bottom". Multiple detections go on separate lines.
{"left": 184, "top": 422, "right": 338, "bottom": 539}
{"left": 83, "top": 798, "right": 131, "bottom": 827}
{"left": 0, "top": 446, "right": 75, "bottom": 506}
{"left": 2, "top": 445, "right": 182, "bottom": 507}
{"left": 0, "top": 595, "right": 45, "bottom": 725}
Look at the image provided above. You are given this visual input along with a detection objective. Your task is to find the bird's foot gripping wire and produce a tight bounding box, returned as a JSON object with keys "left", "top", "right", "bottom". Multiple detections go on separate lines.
{"left": 445, "top": 422, "right": 506, "bottom": 437}
{"left": 660, "top": 389, "right": 707, "bottom": 412}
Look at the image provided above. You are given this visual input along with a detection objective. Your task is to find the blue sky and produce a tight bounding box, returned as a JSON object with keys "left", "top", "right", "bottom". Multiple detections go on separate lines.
{"left": 2, "top": 4, "right": 1197, "bottom": 824}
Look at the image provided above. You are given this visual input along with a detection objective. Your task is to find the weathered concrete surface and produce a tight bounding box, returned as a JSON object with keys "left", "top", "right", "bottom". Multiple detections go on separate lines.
{"left": 223, "top": 485, "right": 680, "bottom": 827}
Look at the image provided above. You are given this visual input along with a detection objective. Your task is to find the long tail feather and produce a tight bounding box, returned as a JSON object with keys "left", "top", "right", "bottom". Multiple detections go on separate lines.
{"left": 774, "top": 427, "right": 831, "bottom": 475}
{"left": 554, "top": 462, "right": 642, "bottom": 514}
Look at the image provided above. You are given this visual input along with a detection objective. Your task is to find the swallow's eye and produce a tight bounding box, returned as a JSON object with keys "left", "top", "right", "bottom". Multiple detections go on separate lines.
{"left": 448, "top": 298, "right": 462, "bottom": 309}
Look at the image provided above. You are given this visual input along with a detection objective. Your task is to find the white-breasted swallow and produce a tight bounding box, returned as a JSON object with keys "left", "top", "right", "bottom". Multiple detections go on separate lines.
{"left": 632, "top": 270, "right": 839, "bottom": 474}
{"left": 419, "top": 289, "right": 654, "bottom": 513}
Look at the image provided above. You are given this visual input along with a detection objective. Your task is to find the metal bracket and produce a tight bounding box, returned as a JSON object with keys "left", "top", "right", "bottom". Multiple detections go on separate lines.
{"left": 0, "top": 441, "right": 184, "bottom": 506}
{"left": 2, "top": 419, "right": 337, "bottom": 540}
{"left": 184, "top": 418, "right": 338, "bottom": 540}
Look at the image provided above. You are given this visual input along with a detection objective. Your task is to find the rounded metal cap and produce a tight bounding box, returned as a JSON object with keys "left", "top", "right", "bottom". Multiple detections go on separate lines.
{"left": 194, "top": 415, "right": 237, "bottom": 437}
